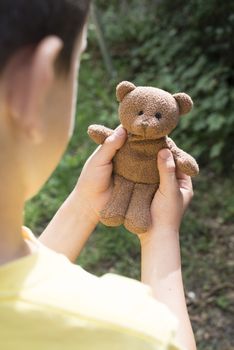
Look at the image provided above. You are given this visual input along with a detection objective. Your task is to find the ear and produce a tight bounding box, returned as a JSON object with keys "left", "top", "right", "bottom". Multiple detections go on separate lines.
{"left": 116, "top": 81, "right": 136, "bottom": 102}
{"left": 5, "top": 36, "right": 63, "bottom": 143}
{"left": 173, "top": 93, "right": 193, "bottom": 115}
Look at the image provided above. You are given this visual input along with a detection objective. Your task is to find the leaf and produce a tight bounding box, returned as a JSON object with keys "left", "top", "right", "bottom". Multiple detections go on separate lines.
{"left": 216, "top": 295, "right": 230, "bottom": 310}
{"left": 210, "top": 141, "right": 224, "bottom": 158}
{"left": 207, "top": 114, "right": 225, "bottom": 132}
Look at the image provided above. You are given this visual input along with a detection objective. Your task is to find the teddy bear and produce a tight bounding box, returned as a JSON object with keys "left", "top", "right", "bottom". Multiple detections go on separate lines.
{"left": 88, "top": 81, "right": 199, "bottom": 235}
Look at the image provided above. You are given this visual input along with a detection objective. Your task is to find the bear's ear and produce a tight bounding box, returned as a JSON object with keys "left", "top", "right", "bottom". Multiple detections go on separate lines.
{"left": 173, "top": 93, "right": 193, "bottom": 115}
{"left": 116, "top": 81, "right": 136, "bottom": 102}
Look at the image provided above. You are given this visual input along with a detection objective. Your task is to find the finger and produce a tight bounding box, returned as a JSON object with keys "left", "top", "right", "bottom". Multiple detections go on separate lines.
{"left": 157, "top": 149, "right": 178, "bottom": 193}
{"left": 92, "top": 126, "right": 127, "bottom": 165}
{"left": 176, "top": 168, "right": 193, "bottom": 191}
{"left": 176, "top": 168, "right": 194, "bottom": 208}
{"left": 176, "top": 167, "right": 189, "bottom": 180}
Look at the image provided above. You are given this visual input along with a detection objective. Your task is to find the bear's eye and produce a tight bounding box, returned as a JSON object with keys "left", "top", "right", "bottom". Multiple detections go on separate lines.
{"left": 138, "top": 111, "right": 144, "bottom": 116}
{"left": 155, "top": 112, "right": 162, "bottom": 120}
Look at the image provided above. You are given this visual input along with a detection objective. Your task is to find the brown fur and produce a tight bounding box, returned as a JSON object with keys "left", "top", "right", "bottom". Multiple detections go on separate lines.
{"left": 88, "top": 81, "right": 199, "bottom": 234}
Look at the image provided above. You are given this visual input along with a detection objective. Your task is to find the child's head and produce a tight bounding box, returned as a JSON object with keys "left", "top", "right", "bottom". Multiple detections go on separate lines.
{"left": 0, "top": 0, "right": 90, "bottom": 200}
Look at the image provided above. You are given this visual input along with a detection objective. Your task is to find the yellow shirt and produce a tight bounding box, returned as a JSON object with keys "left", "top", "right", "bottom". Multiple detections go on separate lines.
{"left": 0, "top": 228, "right": 181, "bottom": 350}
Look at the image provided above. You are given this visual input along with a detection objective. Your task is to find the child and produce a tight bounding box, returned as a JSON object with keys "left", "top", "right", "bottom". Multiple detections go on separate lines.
{"left": 0, "top": 1, "right": 196, "bottom": 349}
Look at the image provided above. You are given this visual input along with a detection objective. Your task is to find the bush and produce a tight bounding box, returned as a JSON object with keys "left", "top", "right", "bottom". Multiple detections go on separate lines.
{"left": 92, "top": 0, "right": 234, "bottom": 171}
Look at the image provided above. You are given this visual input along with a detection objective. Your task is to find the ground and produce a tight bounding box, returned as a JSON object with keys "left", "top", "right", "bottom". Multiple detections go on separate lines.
{"left": 184, "top": 207, "right": 234, "bottom": 350}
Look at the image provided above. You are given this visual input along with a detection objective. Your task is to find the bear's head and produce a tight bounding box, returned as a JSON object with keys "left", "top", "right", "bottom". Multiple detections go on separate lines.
{"left": 116, "top": 81, "right": 193, "bottom": 140}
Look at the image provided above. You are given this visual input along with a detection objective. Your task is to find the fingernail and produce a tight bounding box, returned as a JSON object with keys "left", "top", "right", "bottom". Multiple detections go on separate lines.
{"left": 159, "top": 149, "right": 172, "bottom": 160}
{"left": 115, "top": 127, "right": 126, "bottom": 136}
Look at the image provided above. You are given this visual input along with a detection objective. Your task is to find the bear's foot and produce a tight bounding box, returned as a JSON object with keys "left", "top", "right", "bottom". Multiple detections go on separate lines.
{"left": 124, "top": 218, "right": 148, "bottom": 235}
{"left": 99, "top": 175, "right": 135, "bottom": 228}
{"left": 100, "top": 215, "right": 124, "bottom": 227}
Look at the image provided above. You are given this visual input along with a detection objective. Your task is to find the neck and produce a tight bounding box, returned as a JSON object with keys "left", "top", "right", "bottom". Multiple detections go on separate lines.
{"left": 128, "top": 133, "right": 166, "bottom": 142}
{"left": 0, "top": 172, "right": 31, "bottom": 265}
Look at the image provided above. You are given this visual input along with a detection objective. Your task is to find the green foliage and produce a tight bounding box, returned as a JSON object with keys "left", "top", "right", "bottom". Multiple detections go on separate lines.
{"left": 78, "top": 225, "right": 140, "bottom": 279}
{"left": 25, "top": 0, "right": 234, "bottom": 273}
{"left": 94, "top": 0, "right": 234, "bottom": 171}
{"left": 216, "top": 295, "right": 230, "bottom": 310}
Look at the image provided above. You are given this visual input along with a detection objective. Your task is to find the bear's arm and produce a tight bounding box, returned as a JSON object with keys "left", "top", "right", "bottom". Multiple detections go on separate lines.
{"left": 166, "top": 137, "right": 199, "bottom": 177}
{"left": 87, "top": 125, "right": 114, "bottom": 145}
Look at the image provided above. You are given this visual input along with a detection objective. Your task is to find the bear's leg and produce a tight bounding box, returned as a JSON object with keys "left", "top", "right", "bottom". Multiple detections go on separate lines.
{"left": 124, "top": 183, "right": 158, "bottom": 235}
{"left": 100, "top": 175, "right": 134, "bottom": 227}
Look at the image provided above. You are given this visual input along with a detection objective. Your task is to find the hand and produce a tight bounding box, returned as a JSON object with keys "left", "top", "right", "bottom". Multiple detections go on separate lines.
{"left": 152, "top": 148, "right": 193, "bottom": 230}
{"left": 143, "top": 149, "right": 193, "bottom": 240}
{"left": 75, "top": 126, "right": 127, "bottom": 222}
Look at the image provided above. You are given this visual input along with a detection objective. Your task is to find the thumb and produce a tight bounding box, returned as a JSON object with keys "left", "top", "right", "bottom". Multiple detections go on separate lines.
{"left": 94, "top": 126, "right": 127, "bottom": 164}
{"left": 157, "top": 149, "right": 178, "bottom": 193}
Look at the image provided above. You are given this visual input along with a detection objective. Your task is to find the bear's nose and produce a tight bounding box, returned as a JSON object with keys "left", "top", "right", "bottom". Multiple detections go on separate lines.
{"left": 141, "top": 121, "right": 149, "bottom": 128}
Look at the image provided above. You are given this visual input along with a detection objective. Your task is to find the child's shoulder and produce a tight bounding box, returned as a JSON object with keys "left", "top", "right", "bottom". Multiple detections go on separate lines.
{"left": 0, "top": 228, "right": 182, "bottom": 349}
{"left": 38, "top": 242, "right": 180, "bottom": 348}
